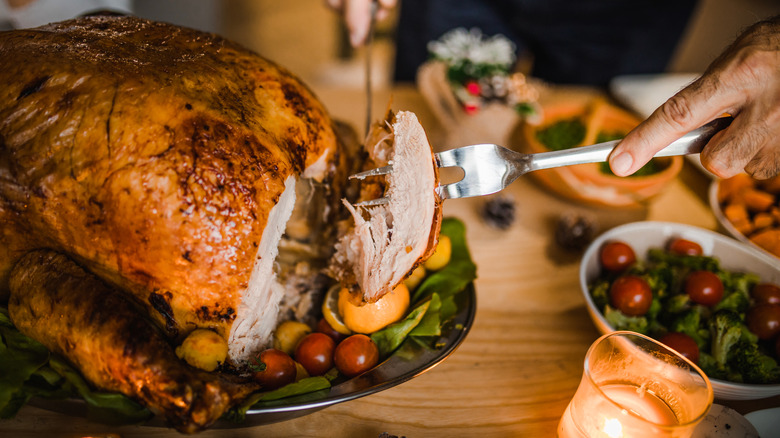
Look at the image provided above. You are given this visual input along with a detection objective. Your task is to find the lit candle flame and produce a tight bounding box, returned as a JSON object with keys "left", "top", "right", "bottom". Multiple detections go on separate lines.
{"left": 602, "top": 417, "right": 623, "bottom": 438}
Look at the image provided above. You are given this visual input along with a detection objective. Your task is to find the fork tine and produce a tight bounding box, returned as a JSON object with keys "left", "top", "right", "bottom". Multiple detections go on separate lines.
{"left": 349, "top": 165, "right": 393, "bottom": 180}
{"left": 434, "top": 149, "right": 460, "bottom": 168}
{"left": 353, "top": 196, "right": 390, "bottom": 207}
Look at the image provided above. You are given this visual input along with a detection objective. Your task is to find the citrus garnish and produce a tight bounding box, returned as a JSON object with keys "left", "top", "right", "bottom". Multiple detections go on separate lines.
{"left": 322, "top": 285, "right": 352, "bottom": 335}
{"left": 338, "top": 283, "right": 410, "bottom": 334}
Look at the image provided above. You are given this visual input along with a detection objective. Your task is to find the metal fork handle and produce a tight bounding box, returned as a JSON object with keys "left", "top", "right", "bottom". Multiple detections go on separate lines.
{"left": 529, "top": 116, "right": 733, "bottom": 171}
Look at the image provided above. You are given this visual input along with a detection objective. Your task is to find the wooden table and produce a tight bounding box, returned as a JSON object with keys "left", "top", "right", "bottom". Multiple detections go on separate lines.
{"left": 3, "top": 85, "right": 778, "bottom": 437}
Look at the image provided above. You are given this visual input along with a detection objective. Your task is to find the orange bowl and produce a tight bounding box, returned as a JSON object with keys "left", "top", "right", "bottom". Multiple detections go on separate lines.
{"left": 514, "top": 98, "right": 682, "bottom": 207}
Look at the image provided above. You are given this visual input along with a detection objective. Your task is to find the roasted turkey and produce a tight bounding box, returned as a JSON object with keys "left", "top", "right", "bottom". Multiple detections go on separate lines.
{"left": 0, "top": 14, "right": 441, "bottom": 433}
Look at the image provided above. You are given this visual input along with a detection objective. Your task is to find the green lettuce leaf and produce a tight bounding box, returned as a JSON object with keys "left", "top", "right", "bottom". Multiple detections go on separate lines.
{"left": 0, "top": 308, "right": 50, "bottom": 418}
{"left": 49, "top": 358, "right": 151, "bottom": 424}
{"left": 371, "top": 300, "right": 431, "bottom": 357}
{"left": 412, "top": 218, "right": 477, "bottom": 303}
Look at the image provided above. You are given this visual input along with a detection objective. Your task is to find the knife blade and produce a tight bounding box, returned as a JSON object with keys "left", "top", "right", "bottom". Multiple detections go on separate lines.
{"left": 364, "top": 0, "right": 378, "bottom": 138}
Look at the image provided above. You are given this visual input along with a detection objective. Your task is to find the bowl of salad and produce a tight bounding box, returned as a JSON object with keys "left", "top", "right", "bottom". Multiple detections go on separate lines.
{"left": 580, "top": 221, "right": 780, "bottom": 400}
{"left": 514, "top": 97, "right": 682, "bottom": 207}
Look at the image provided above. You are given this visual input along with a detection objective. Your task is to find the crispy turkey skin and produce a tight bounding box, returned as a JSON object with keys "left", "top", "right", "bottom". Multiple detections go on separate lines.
{"left": 0, "top": 14, "right": 442, "bottom": 432}
{"left": 9, "top": 250, "right": 259, "bottom": 434}
{"left": 0, "top": 15, "right": 347, "bottom": 363}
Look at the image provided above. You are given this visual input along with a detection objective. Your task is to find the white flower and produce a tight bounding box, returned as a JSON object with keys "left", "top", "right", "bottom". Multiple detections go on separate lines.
{"left": 428, "top": 28, "right": 516, "bottom": 68}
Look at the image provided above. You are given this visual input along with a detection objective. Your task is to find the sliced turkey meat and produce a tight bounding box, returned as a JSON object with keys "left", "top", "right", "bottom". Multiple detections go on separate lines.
{"left": 330, "top": 111, "right": 443, "bottom": 302}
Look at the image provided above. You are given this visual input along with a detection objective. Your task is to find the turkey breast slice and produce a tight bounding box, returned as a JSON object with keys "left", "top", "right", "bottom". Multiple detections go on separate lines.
{"left": 228, "top": 175, "right": 297, "bottom": 363}
{"left": 331, "top": 111, "right": 442, "bottom": 302}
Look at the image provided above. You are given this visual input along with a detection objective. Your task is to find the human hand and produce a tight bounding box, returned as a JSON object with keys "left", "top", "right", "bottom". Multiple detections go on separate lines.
{"left": 324, "top": 0, "right": 397, "bottom": 47}
{"left": 610, "top": 16, "right": 780, "bottom": 180}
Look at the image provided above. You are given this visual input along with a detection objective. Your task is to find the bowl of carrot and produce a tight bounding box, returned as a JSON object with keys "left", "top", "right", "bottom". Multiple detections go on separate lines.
{"left": 709, "top": 173, "right": 780, "bottom": 259}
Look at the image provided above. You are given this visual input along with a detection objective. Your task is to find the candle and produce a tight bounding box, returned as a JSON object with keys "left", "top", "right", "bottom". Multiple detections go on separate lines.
{"left": 558, "top": 331, "right": 713, "bottom": 438}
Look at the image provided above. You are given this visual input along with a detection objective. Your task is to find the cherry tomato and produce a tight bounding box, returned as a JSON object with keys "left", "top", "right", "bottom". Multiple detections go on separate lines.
{"left": 752, "top": 283, "right": 780, "bottom": 306}
{"left": 659, "top": 332, "right": 700, "bottom": 364}
{"left": 600, "top": 241, "right": 636, "bottom": 273}
{"left": 685, "top": 271, "right": 724, "bottom": 307}
{"left": 294, "top": 332, "right": 335, "bottom": 376}
{"left": 668, "top": 238, "right": 703, "bottom": 256}
{"left": 610, "top": 275, "right": 652, "bottom": 316}
{"left": 334, "top": 334, "right": 379, "bottom": 377}
{"left": 317, "top": 317, "right": 347, "bottom": 343}
{"left": 746, "top": 304, "right": 780, "bottom": 340}
{"left": 251, "top": 349, "right": 296, "bottom": 389}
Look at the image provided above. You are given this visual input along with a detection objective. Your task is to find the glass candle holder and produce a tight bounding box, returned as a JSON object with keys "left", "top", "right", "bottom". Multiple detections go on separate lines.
{"left": 559, "top": 331, "right": 713, "bottom": 438}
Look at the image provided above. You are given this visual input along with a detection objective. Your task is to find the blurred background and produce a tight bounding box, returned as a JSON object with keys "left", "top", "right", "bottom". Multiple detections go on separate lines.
{"left": 2, "top": 0, "right": 780, "bottom": 95}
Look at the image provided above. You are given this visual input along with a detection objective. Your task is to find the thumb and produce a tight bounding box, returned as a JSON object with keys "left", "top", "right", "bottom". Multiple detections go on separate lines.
{"left": 609, "top": 77, "right": 735, "bottom": 176}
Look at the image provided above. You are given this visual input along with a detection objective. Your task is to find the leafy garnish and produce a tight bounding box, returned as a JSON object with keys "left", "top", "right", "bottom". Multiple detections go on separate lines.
{"left": 0, "top": 307, "right": 50, "bottom": 419}
{"left": 412, "top": 218, "right": 477, "bottom": 303}
{"left": 371, "top": 299, "right": 431, "bottom": 357}
{"left": 0, "top": 308, "right": 151, "bottom": 423}
{"left": 225, "top": 376, "right": 332, "bottom": 422}
{"left": 49, "top": 358, "right": 151, "bottom": 424}
{"left": 0, "top": 217, "right": 478, "bottom": 424}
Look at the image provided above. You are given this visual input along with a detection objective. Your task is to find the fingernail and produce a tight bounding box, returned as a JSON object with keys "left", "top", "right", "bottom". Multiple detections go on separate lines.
{"left": 610, "top": 153, "right": 633, "bottom": 176}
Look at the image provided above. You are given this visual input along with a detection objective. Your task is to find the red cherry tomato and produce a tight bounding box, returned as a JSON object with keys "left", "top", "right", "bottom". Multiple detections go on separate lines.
{"left": 752, "top": 283, "right": 780, "bottom": 306}
{"left": 746, "top": 304, "right": 780, "bottom": 340}
{"left": 334, "top": 334, "right": 379, "bottom": 377}
{"left": 251, "top": 349, "right": 296, "bottom": 389}
{"left": 317, "top": 317, "right": 347, "bottom": 343}
{"left": 294, "top": 332, "right": 335, "bottom": 376}
{"left": 659, "top": 332, "right": 700, "bottom": 365}
{"left": 610, "top": 275, "right": 653, "bottom": 316}
{"left": 600, "top": 241, "right": 636, "bottom": 273}
{"left": 668, "top": 238, "right": 703, "bottom": 256}
{"left": 685, "top": 271, "right": 724, "bottom": 307}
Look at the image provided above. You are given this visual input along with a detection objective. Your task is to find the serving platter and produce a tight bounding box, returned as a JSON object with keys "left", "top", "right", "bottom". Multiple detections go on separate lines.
{"left": 28, "top": 283, "right": 477, "bottom": 429}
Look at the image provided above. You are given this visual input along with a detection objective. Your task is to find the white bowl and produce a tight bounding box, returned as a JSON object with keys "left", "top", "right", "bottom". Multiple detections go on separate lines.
{"left": 580, "top": 221, "right": 780, "bottom": 400}
{"left": 708, "top": 179, "right": 779, "bottom": 261}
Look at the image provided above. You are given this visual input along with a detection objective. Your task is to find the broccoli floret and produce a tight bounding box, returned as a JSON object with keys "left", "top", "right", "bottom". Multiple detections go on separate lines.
{"left": 671, "top": 309, "right": 709, "bottom": 350}
{"left": 730, "top": 341, "right": 780, "bottom": 384}
{"left": 589, "top": 280, "right": 610, "bottom": 310}
{"left": 709, "top": 310, "right": 747, "bottom": 367}
{"left": 604, "top": 306, "right": 648, "bottom": 334}
{"left": 647, "top": 248, "right": 720, "bottom": 271}
{"left": 714, "top": 271, "right": 757, "bottom": 314}
{"left": 698, "top": 352, "right": 729, "bottom": 380}
{"left": 665, "top": 294, "right": 691, "bottom": 314}
{"left": 714, "top": 289, "right": 750, "bottom": 314}
{"left": 722, "top": 271, "right": 760, "bottom": 299}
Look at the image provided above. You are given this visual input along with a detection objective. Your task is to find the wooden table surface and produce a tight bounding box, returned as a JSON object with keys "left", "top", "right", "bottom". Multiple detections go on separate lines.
{"left": 3, "top": 85, "right": 778, "bottom": 437}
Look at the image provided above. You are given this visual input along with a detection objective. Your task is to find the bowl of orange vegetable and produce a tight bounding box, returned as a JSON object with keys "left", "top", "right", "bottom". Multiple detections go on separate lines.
{"left": 513, "top": 97, "right": 682, "bottom": 207}
{"left": 709, "top": 173, "right": 780, "bottom": 259}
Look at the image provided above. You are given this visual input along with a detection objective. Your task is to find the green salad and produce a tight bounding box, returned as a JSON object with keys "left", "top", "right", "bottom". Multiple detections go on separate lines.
{"left": 589, "top": 238, "right": 780, "bottom": 384}
{"left": 0, "top": 217, "right": 477, "bottom": 424}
